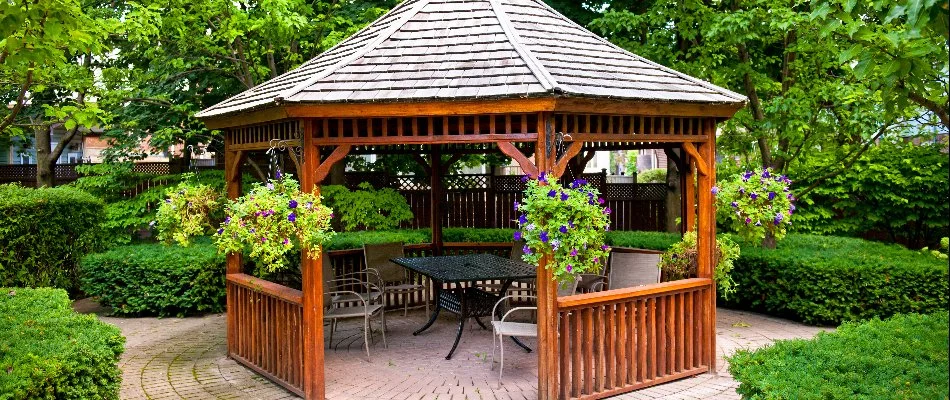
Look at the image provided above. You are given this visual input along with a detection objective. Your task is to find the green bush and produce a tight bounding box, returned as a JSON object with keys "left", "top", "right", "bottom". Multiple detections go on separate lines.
{"left": 606, "top": 230, "right": 681, "bottom": 250}
{"left": 0, "top": 288, "right": 125, "bottom": 400}
{"left": 729, "top": 312, "right": 949, "bottom": 400}
{"left": 0, "top": 184, "right": 105, "bottom": 293}
{"left": 321, "top": 183, "right": 413, "bottom": 231}
{"left": 722, "top": 234, "right": 949, "bottom": 325}
{"left": 80, "top": 239, "right": 226, "bottom": 317}
{"left": 637, "top": 168, "right": 666, "bottom": 183}
{"left": 325, "top": 229, "right": 431, "bottom": 251}
{"left": 443, "top": 227, "right": 516, "bottom": 243}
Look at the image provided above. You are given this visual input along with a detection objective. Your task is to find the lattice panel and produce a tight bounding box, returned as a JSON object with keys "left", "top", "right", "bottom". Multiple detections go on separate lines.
{"left": 637, "top": 183, "right": 668, "bottom": 201}
{"left": 131, "top": 162, "right": 171, "bottom": 175}
{"left": 444, "top": 174, "right": 488, "bottom": 190}
{"left": 313, "top": 114, "right": 538, "bottom": 140}
{"left": 555, "top": 114, "right": 706, "bottom": 136}
{"left": 396, "top": 176, "right": 430, "bottom": 191}
{"left": 229, "top": 120, "right": 299, "bottom": 147}
{"left": 494, "top": 175, "right": 526, "bottom": 192}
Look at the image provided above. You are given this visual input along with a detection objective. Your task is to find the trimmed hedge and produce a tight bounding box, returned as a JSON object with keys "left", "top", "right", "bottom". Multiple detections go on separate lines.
{"left": 729, "top": 312, "right": 949, "bottom": 399}
{"left": 80, "top": 239, "right": 226, "bottom": 317}
{"left": 722, "top": 234, "right": 949, "bottom": 325}
{"left": 0, "top": 184, "right": 105, "bottom": 293}
{"left": 0, "top": 288, "right": 125, "bottom": 400}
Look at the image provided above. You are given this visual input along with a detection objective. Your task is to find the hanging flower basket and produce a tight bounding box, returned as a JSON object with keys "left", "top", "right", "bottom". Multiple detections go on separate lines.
{"left": 215, "top": 175, "right": 335, "bottom": 272}
{"left": 154, "top": 180, "right": 222, "bottom": 246}
{"left": 514, "top": 173, "right": 611, "bottom": 284}
{"left": 658, "top": 231, "right": 739, "bottom": 298}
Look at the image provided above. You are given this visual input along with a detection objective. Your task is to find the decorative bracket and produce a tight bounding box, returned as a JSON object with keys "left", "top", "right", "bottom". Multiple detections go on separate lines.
{"left": 554, "top": 141, "right": 584, "bottom": 178}
{"left": 497, "top": 141, "right": 539, "bottom": 178}
{"left": 267, "top": 130, "right": 304, "bottom": 174}
{"left": 312, "top": 145, "right": 351, "bottom": 184}
{"left": 681, "top": 142, "right": 709, "bottom": 176}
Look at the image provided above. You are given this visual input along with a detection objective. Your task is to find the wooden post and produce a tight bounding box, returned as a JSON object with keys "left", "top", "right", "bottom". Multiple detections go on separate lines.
{"left": 682, "top": 151, "right": 696, "bottom": 233}
{"left": 300, "top": 120, "right": 326, "bottom": 399}
{"left": 695, "top": 118, "right": 718, "bottom": 372}
{"left": 430, "top": 147, "right": 444, "bottom": 255}
{"left": 536, "top": 112, "right": 559, "bottom": 400}
{"left": 224, "top": 131, "right": 245, "bottom": 360}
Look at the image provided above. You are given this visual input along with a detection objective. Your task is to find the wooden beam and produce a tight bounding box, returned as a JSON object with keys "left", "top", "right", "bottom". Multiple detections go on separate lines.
{"left": 312, "top": 145, "right": 351, "bottom": 184}
{"left": 497, "top": 141, "right": 539, "bottom": 178}
{"left": 202, "top": 107, "right": 291, "bottom": 129}
{"left": 566, "top": 133, "right": 708, "bottom": 143}
{"left": 536, "top": 112, "right": 559, "bottom": 400}
{"left": 681, "top": 142, "right": 710, "bottom": 176}
{"left": 554, "top": 98, "right": 745, "bottom": 118}
{"left": 697, "top": 118, "right": 718, "bottom": 372}
{"left": 299, "top": 120, "right": 326, "bottom": 399}
{"left": 430, "top": 148, "right": 444, "bottom": 255}
{"left": 553, "top": 141, "right": 583, "bottom": 178}
{"left": 311, "top": 133, "right": 537, "bottom": 145}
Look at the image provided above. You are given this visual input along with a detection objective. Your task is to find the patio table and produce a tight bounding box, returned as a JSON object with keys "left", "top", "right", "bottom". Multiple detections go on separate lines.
{"left": 391, "top": 253, "right": 536, "bottom": 360}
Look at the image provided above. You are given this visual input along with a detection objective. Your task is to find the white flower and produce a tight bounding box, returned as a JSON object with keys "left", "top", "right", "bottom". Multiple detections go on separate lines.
{"left": 526, "top": 223, "right": 536, "bottom": 231}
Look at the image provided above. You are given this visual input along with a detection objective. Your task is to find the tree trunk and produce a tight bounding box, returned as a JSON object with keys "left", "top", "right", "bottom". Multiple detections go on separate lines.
{"left": 328, "top": 162, "right": 346, "bottom": 185}
{"left": 665, "top": 149, "right": 682, "bottom": 233}
{"left": 34, "top": 125, "right": 55, "bottom": 187}
{"left": 762, "top": 231, "right": 777, "bottom": 249}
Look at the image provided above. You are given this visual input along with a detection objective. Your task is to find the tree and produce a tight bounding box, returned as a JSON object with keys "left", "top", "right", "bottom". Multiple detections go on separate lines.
{"left": 1, "top": 0, "right": 118, "bottom": 186}
{"left": 590, "top": 0, "right": 943, "bottom": 182}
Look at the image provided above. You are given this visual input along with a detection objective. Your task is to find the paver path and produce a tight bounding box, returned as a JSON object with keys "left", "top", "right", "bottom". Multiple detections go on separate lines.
{"left": 84, "top": 303, "right": 826, "bottom": 400}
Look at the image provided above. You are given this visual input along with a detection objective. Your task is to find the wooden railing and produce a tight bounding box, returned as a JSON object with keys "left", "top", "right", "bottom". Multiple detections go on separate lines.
{"left": 556, "top": 278, "right": 714, "bottom": 400}
{"left": 226, "top": 273, "right": 305, "bottom": 397}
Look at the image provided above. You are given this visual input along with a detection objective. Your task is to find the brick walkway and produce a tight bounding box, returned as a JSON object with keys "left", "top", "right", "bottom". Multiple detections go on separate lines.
{"left": 85, "top": 303, "right": 826, "bottom": 400}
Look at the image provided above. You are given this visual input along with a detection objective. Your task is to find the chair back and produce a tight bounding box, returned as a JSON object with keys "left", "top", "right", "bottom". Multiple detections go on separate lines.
{"left": 363, "top": 242, "right": 406, "bottom": 283}
{"left": 607, "top": 252, "right": 661, "bottom": 289}
{"left": 556, "top": 277, "right": 579, "bottom": 297}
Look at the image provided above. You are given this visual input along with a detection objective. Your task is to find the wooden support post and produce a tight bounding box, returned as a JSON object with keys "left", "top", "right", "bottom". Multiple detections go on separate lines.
{"left": 682, "top": 151, "right": 696, "bottom": 233}
{"left": 535, "top": 112, "right": 559, "bottom": 400}
{"left": 224, "top": 133, "right": 245, "bottom": 361}
{"left": 430, "top": 147, "right": 444, "bottom": 255}
{"left": 695, "top": 118, "right": 717, "bottom": 372}
{"left": 300, "top": 120, "right": 326, "bottom": 399}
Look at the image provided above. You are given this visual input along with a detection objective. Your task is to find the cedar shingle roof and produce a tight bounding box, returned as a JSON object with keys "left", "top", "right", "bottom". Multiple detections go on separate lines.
{"left": 196, "top": 0, "right": 746, "bottom": 118}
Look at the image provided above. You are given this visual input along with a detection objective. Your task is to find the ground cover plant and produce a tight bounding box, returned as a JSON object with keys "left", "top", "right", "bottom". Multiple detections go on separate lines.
{"left": 80, "top": 239, "right": 225, "bottom": 317}
{"left": 0, "top": 288, "right": 125, "bottom": 400}
{"left": 729, "top": 312, "right": 949, "bottom": 400}
{"left": 0, "top": 184, "right": 104, "bottom": 293}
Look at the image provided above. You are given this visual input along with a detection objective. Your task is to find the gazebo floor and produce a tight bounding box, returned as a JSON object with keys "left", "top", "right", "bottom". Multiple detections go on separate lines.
{"left": 81, "top": 300, "right": 827, "bottom": 400}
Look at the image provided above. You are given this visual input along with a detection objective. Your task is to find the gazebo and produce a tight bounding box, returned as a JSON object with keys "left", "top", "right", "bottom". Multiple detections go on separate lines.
{"left": 196, "top": 0, "right": 745, "bottom": 399}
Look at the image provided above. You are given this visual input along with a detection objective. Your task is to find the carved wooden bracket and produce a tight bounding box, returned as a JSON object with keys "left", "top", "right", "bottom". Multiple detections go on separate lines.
{"left": 681, "top": 142, "right": 709, "bottom": 176}
{"left": 553, "top": 141, "right": 584, "bottom": 177}
{"left": 497, "top": 142, "right": 539, "bottom": 178}
{"left": 312, "top": 145, "right": 351, "bottom": 184}
{"left": 226, "top": 150, "right": 245, "bottom": 182}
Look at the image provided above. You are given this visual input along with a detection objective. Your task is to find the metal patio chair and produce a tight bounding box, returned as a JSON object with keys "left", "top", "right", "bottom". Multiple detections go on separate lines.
{"left": 363, "top": 242, "right": 429, "bottom": 317}
{"left": 322, "top": 254, "right": 387, "bottom": 358}
{"left": 591, "top": 252, "right": 661, "bottom": 291}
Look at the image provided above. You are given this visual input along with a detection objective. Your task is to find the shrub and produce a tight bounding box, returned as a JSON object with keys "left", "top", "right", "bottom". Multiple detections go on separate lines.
{"left": 637, "top": 168, "right": 666, "bottom": 183}
{"left": 723, "top": 234, "right": 949, "bottom": 325}
{"left": 0, "top": 184, "right": 105, "bottom": 293}
{"left": 729, "top": 312, "right": 949, "bottom": 400}
{"left": 606, "top": 230, "right": 681, "bottom": 250}
{"left": 325, "top": 229, "right": 430, "bottom": 251}
{"left": 659, "top": 231, "right": 740, "bottom": 299}
{"left": 321, "top": 183, "right": 413, "bottom": 231}
{"left": 443, "top": 227, "right": 516, "bottom": 243}
{"left": 0, "top": 287, "right": 125, "bottom": 400}
{"left": 80, "top": 239, "right": 226, "bottom": 317}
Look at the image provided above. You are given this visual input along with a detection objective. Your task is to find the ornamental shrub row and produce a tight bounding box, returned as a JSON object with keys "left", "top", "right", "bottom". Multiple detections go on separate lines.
{"left": 0, "top": 288, "right": 125, "bottom": 400}
{"left": 729, "top": 312, "right": 949, "bottom": 400}
{"left": 79, "top": 239, "right": 226, "bottom": 317}
{"left": 0, "top": 184, "right": 105, "bottom": 293}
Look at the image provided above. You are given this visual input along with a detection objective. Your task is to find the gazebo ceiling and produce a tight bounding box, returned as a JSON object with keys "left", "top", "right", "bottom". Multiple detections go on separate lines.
{"left": 197, "top": 0, "right": 746, "bottom": 126}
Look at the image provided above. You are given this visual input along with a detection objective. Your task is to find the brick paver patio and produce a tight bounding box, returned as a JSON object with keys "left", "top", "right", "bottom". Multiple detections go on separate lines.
{"left": 82, "top": 302, "right": 826, "bottom": 400}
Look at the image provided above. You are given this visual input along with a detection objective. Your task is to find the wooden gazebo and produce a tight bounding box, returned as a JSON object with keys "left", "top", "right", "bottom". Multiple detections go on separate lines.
{"left": 197, "top": 0, "right": 745, "bottom": 399}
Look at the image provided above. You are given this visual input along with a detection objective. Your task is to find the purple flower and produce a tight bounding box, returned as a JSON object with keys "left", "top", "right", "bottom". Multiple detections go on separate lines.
{"left": 790, "top": 204, "right": 797, "bottom": 211}
{"left": 762, "top": 169, "right": 771, "bottom": 178}
{"left": 561, "top": 192, "right": 569, "bottom": 201}
{"left": 711, "top": 186, "right": 719, "bottom": 195}
{"left": 249, "top": 228, "right": 256, "bottom": 233}
{"left": 305, "top": 201, "right": 314, "bottom": 209}
{"left": 165, "top": 199, "right": 172, "bottom": 204}
{"left": 742, "top": 171, "right": 754, "bottom": 181}
{"left": 787, "top": 193, "right": 795, "bottom": 201}
{"left": 283, "top": 238, "right": 289, "bottom": 245}
{"left": 750, "top": 192, "right": 758, "bottom": 200}
{"left": 739, "top": 187, "right": 746, "bottom": 194}
{"left": 548, "top": 190, "right": 557, "bottom": 198}
{"left": 518, "top": 214, "right": 528, "bottom": 225}
{"left": 744, "top": 217, "right": 752, "bottom": 225}
{"left": 593, "top": 257, "right": 600, "bottom": 263}
{"left": 261, "top": 237, "right": 267, "bottom": 243}
{"left": 330, "top": 213, "right": 335, "bottom": 218}
{"left": 224, "top": 216, "right": 231, "bottom": 224}
{"left": 598, "top": 198, "right": 605, "bottom": 205}
{"left": 568, "top": 220, "right": 575, "bottom": 228}
{"left": 603, "top": 207, "right": 612, "bottom": 215}
{"left": 768, "top": 192, "right": 776, "bottom": 201}
{"left": 559, "top": 225, "right": 568, "bottom": 233}
{"left": 570, "top": 248, "right": 578, "bottom": 257}
{"left": 774, "top": 213, "right": 784, "bottom": 225}
{"left": 268, "top": 209, "right": 276, "bottom": 216}
{"left": 288, "top": 200, "right": 298, "bottom": 209}
{"left": 540, "top": 231, "right": 549, "bottom": 243}
{"left": 601, "top": 244, "right": 609, "bottom": 251}
{"left": 513, "top": 231, "right": 522, "bottom": 241}
{"left": 288, "top": 213, "right": 296, "bottom": 222}
{"left": 566, "top": 264, "right": 573, "bottom": 272}
{"left": 538, "top": 172, "right": 547, "bottom": 182}
{"left": 731, "top": 201, "right": 739, "bottom": 208}
{"left": 523, "top": 245, "right": 532, "bottom": 255}
{"left": 217, "top": 228, "right": 223, "bottom": 235}
{"left": 521, "top": 175, "right": 530, "bottom": 183}
{"left": 513, "top": 201, "right": 520, "bottom": 210}
{"left": 275, "top": 169, "right": 282, "bottom": 179}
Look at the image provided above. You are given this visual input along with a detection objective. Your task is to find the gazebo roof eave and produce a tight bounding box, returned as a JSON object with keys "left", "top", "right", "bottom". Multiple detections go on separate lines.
{"left": 200, "top": 95, "right": 744, "bottom": 130}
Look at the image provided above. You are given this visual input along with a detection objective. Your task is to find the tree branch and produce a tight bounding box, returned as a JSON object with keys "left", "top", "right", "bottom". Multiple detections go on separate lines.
{"left": 0, "top": 67, "right": 33, "bottom": 132}
{"left": 797, "top": 121, "right": 894, "bottom": 199}
{"left": 904, "top": 85, "right": 950, "bottom": 129}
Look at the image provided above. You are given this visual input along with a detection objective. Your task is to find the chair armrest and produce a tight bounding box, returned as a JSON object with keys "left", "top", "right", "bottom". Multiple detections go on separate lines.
{"left": 501, "top": 306, "right": 538, "bottom": 323}
{"left": 492, "top": 294, "right": 538, "bottom": 321}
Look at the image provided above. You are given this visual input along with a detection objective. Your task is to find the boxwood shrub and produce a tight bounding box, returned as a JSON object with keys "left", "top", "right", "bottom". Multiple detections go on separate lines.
{"left": 0, "top": 288, "right": 125, "bottom": 400}
{"left": 80, "top": 239, "right": 225, "bottom": 317}
{"left": 729, "top": 312, "right": 949, "bottom": 400}
{"left": 0, "top": 184, "right": 105, "bottom": 293}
